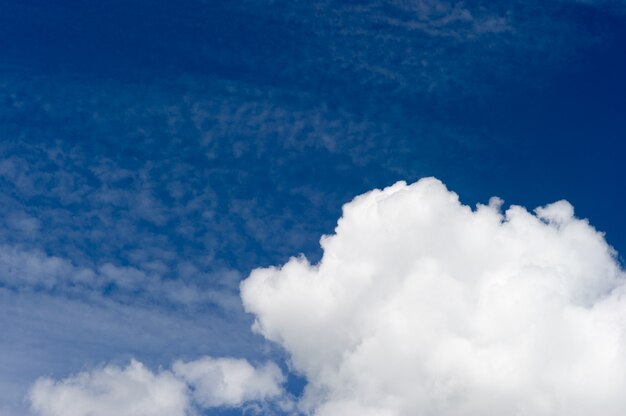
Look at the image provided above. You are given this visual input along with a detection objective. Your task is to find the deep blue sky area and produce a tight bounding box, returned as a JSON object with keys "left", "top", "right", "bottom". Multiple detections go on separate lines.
{"left": 0, "top": 1, "right": 624, "bottom": 414}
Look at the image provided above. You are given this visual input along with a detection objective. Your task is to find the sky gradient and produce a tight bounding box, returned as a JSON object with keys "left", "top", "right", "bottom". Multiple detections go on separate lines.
{"left": 0, "top": 1, "right": 625, "bottom": 415}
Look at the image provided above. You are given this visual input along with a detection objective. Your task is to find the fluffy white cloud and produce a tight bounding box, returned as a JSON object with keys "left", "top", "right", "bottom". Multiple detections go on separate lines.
{"left": 29, "top": 357, "right": 286, "bottom": 416}
{"left": 173, "top": 357, "right": 285, "bottom": 407}
{"left": 29, "top": 360, "right": 189, "bottom": 416}
{"left": 241, "top": 177, "right": 626, "bottom": 416}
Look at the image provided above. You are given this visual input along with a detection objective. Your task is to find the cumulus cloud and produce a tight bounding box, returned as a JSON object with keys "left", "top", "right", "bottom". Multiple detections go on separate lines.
{"left": 173, "top": 357, "right": 285, "bottom": 408}
{"left": 29, "top": 357, "right": 286, "bottom": 416}
{"left": 241, "top": 177, "right": 626, "bottom": 416}
{"left": 29, "top": 360, "right": 189, "bottom": 416}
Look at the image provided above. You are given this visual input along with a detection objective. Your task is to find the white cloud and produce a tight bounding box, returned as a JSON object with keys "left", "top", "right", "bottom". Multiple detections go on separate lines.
{"left": 0, "top": 244, "right": 239, "bottom": 308}
{"left": 29, "top": 360, "right": 189, "bottom": 416}
{"left": 98, "top": 262, "right": 149, "bottom": 290}
{"left": 29, "top": 357, "right": 286, "bottom": 416}
{"left": 173, "top": 357, "right": 285, "bottom": 407}
{"left": 241, "top": 177, "right": 626, "bottom": 416}
{"left": 0, "top": 245, "right": 95, "bottom": 289}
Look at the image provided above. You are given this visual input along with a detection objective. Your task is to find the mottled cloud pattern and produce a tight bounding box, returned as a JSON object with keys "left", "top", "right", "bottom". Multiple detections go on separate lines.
{"left": 2, "top": 0, "right": 624, "bottom": 413}
{"left": 241, "top": 178, "right": 626, "bottom": 416}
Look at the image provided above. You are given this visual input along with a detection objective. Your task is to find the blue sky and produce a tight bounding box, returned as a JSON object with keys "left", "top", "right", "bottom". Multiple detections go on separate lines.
{"left": 0, "top": 1, "right": 625, "bottom": 415}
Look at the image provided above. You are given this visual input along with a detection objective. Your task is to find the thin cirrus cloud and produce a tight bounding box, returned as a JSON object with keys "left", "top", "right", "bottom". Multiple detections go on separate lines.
{"left": 29, "top": 357, "right": 287, "bottom": 416}
{"left": 241, "top": 177, "right": 626, "bottom": 416}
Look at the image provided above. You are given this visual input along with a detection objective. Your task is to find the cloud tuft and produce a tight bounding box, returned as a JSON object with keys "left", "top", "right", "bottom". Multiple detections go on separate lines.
{"left": 173, "top": 357, "right": 285, "bottom": 408}
{"left": 29, "top": 357, "right": 286, "bottom": 416}
{"left": 29, "top": 360, "right": 189, "bottom": 416}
